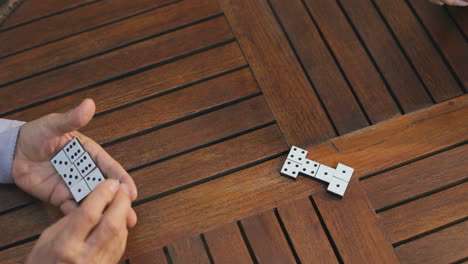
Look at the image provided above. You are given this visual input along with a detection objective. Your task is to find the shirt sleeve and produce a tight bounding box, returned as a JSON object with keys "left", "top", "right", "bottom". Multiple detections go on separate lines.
{"left": 0, "top": 119, "right": 25, "bottom": 184}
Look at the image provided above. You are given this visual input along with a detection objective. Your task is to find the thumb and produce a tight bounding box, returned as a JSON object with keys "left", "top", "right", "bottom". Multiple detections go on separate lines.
{"left": 46, "top": 98, "right": 96, "bottom": 135}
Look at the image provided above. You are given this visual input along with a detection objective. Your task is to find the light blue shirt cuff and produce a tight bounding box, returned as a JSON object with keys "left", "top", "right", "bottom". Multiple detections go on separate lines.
{"left": 0, "top": 119, "right": 25, "bottom": 184}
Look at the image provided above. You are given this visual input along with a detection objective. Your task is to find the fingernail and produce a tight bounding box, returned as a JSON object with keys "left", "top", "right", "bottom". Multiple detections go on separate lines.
{"left": 455, "top": 0, "right": 468, "bottom": 6}
{"left": 121, "top": 184, "right": 131, "bottom": 195}
{"left": 108, "top": 179, "right": 119, "bottom": 192}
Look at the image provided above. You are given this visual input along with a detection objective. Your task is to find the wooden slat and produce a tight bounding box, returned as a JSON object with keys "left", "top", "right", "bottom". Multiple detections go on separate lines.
{"left": 129, "top": 248, "right": 168, "bottom": 264}
{"left": 0, "top": 0, "right": 95, "bottom": 30}
{"left": 0, "top": 240, "right": 34, "bottom": 263}
{"left": 0, "top": 0, "right": 175, "bottom": 57}
{"left": 0, "top": 16, "right": 233, "bottom": 115}
{"left": 167, "top": 236, "right": 210, "bottom": 264}
{"left": 131, "top": 124, "right": 287, "bottom": 201}
{"left": 0, "top": 0, "right": 221, "bottom": 86}
{"left": 448, "top": 6, "right": 468, "bottom": 40}
{"left": 241, "top": 210, "right": 296, "bottom": 263}
{"left": 123, "top": 95, "right": 467, "bottom": 257}
{"left": 7, "top": 42, "right": 246, "bottom": 122}
{"left": 81, "top": 68, "right": 258, "bottom": 145}
{"left": 269, "top": 0, "right": 369, "bottom": 134}
{"left": 303, "top": 0, "right": 400, "bottom": 123}
{"left": 277, "top": 197, "right": 338, "bottom": 264}
{"left": 0, "top": 185, "right": 32, "bottom": 213}
{"left": 0, "top": 202, "right": 49, "bottom": 248}
{"left": 409, "top": 0, "right": 468, "bottom": 89}
{"left": 107, "top": 95, "right": 272, "bottom": 170}
{"left": 363, "top": 144, "right": 468, "bottom": 210}
{"left": 314, "top": 183, "right": 400, "bottom": 264}
{"left": 379, "top": 182, "right": 468, "bottom": 244}
{"left": 6, "top": 95, "right": 466, "bottom": 257}
{"left": 203, "top": 222, "right": 253, "bottom": 264}
{"left": 373, "top": 0, "right": 462, "bottom": 101}
{"left": 339, "top": 0, "right": 432, "bottom": 113}
{"left": 395, "top": 221, "right": 468, "bottom": 264}
{"left": 2, "top": 89, "right": 269, "bottom": 213}
{"left": 218, "top": 0, "right": 335, "bottom": 146}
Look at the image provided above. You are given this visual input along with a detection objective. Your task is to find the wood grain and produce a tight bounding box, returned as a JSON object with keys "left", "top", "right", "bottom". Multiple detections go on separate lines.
{"left": 80, "top": 67, "right": 258, "bottom": 145}
{"left": 379, "top": 182, "right": 468, "bottom": 244}
{"left": 0, "top": 240, "right": 34, "bottom": 263}
{"left": 314, "top": 183, "right": 400, "bottom": 264}
{"left": 373, "top": 0, "right": 462, "bottom": 101}
{"left": 122, "top": 95, "right": 467, "bottom": 257}
{"left": 394, "top": 221, "right": 468, "bottom": 264}
{"left": 0, "top": 202, "right": 49, "bottom": 248}
{"left": 0, "top": 0, "right": 175, "bottom": 57}
{"left": 0, "top": 0, "right": 221, "bottom": 86}
{"left": 409, "top": 0, "right": 468, "bottom": 89}
{"left": 2, "top": 95, "right": 466, "bottom": 256}
{"left": 167, "top": 235, "right": 210, "bottom": 264}
{"left": 277, "top": 197, "right": 338, "bottom": 264}
{"left": 241, "top": 210, "right": 296, "bottom": 264}
{"left": 339, "top": 0, "right": 432, "bottom": 113}
{"left": 448, "top": 6, "right": 468, "bottom": 38}
{"left": 129, "top": 248, "right": 168, "bottom": 264}
{"left": 0, "top": 16, "right": 233, "bottom": 115}
{"left": 204, "top": 222, "right": 253, "bottom": 264}
{"left": 2, "top": 68, "right": 258, "bottom": 213}
{"left": 363, "top": 144, "right": 468, "bottom": 210}
{"left": 131, "top": 125, "right": 287, "bottom": 201}
{"left": 303, "top": 0, "right": 400, "bottom": 124}
{"left": 218, "top": 0, "right": 336, "bottom": 146}
{"left": 0, "top": 0, "right": 95, "bottom": 30}
{"left": 269, "top": 0, "right": 369, "bottom": 134}
{"left": 0, "top": 185, "right": 32, "bottom": 214}
{"left": 107, "top": 95, "right": 271, "bottom": 170}
{"left": 7, "top": 42, "right": 246, "bottom": 121}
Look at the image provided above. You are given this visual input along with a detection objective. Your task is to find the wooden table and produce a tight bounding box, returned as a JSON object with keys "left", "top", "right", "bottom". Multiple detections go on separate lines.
{"left": 0, "top": 0, "right": 466, "bottom": 263}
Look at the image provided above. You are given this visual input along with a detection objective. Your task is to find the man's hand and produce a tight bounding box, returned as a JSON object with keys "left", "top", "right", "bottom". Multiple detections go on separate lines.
{"left": 429, "top": 0, "right": 468, "bottom": 6}
{"left": 12, "top": 99, "right": 137, "bottom": 214}
{"left": 26, "top": 180, "right": 137, "bottom": 264}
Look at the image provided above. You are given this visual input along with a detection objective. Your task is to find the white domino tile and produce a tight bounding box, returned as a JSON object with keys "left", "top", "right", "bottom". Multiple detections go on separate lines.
{"left": 74, "top": 152, "right": 96, "bottom": 177}
{"left": 61, "top": 164, "right": 82, "bottom": 188}
{"left": 70, "top": 179, "right": 91, "bottom": 202}
{"left": 63, "top": 138, "right": 85, "bottom": 162}
{"left": 51, "top": 150, "right": 72, "bottom": 175}
{"left": 280, "top": 159, "right": 302, "bottom": 179}
{"left": 84, "top": 168, "right": 106, "bottom": 191}
{"left": 286, "top": 146, "right": 308, "bottom": 164}
{"left": 334, "top": 163, "right": 354, "bottom": 182}
{"left": 327, "top": 177, "right": 349, "bottom": 197}
{"left": 300, "top": 159, "right": 321, "bottom": 179}
{"left": 315, "top": 164, "right": 335, "bottom": 183}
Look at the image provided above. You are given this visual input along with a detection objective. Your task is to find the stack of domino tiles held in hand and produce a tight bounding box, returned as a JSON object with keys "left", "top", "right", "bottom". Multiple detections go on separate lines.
{"left": 51, "top": 138, "right": 106, "bottom": 202}
{"left": 280, "top": 146, "right": 354, "bottom": 198}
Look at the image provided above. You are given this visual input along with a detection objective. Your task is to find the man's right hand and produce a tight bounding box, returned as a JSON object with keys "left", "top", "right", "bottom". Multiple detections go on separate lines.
{"left": 26, "top": 179, "right": 137, "bottom": 264}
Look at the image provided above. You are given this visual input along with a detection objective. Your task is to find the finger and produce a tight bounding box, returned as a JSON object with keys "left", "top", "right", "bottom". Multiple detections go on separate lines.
{"left": 443, "top": 0, "right": 468, "bottom": 5}
{"left": 74, "top": 132, "right": 138, "bottom": 201}
{"left": 60, "top": 199, "right": 78, "bottom": 215}
{"left": 429, "top": 0, "right": 445, "bottom": 5}
{"left": 46, "top": 99, "right": 96, "bottom": 136}
{"left": 68, "top": 179, "right": 119, "bottom": 239}
{"left": 127, "top": 207, "right": 137, "bottom": 229}
{"left": 86, "top": 185, "right": 132, "bottom": 247}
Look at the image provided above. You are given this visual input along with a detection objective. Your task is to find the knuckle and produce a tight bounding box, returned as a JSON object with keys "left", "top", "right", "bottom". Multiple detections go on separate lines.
{"left": 103, "top": 220, "right": 121, "bottom": 236}
{"left": 53, "top": 241, "right": 78, "bottom": 263}
{"left": 79, "top": 208, "right": 100, "bottom": 226}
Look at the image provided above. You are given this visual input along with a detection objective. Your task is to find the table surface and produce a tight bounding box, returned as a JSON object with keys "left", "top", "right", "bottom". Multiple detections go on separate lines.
{"left": 0, "top": 0, "right": 466, "bottom": 263}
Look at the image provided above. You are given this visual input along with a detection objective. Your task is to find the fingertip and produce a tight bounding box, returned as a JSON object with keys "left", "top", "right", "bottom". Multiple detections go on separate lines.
{"left": 127, "top": 209, "right": 137, "bottom": 228}
{"left": 72, "top": 99, "right": 96, "bottom": 128}
{"left": 60, "top": 200, "right": 78, "bottom": 215}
